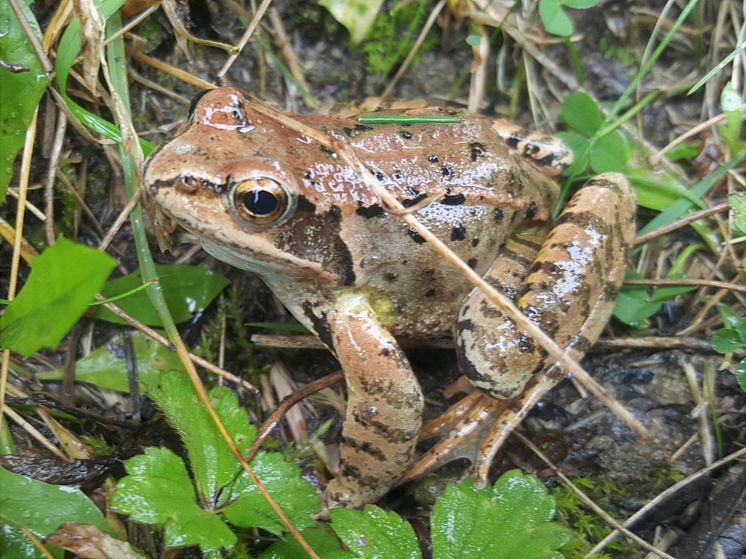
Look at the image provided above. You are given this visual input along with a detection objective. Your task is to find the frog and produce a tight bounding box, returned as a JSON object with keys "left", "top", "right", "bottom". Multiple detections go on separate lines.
{"left": 143, "top": 87, "right": 636, "bottom": 508}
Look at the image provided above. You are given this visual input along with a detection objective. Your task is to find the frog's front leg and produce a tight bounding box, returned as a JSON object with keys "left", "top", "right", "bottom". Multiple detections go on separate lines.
{"left": 326, "top": 292, "right": 424, "bottom": 508}
{"left": 456, "top": 172, "right": 636, "bottom": 401}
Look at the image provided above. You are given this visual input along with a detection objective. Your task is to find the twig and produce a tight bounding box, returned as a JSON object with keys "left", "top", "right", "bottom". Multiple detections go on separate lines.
{"left": 217, "top": 0, "right": 273, "bottom": 80}
{"left": 634, "top": 202, "right": 730, "bottom": 245}
{"left": 624, "top": 277, "right": 746, "bottom": 294}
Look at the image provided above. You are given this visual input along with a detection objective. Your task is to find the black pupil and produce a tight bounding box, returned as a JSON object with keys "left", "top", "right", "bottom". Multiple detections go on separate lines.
{"left": 243, "top": 189, "right": 278, "bottom": 216}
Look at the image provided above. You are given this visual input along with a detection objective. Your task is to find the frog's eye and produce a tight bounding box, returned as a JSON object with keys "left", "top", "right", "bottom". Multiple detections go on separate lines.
{"left": 231, "top": 178, "right": 295, "bottom": 226}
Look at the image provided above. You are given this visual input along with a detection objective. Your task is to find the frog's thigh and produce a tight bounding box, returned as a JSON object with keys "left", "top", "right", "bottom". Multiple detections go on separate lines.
{"left": 457, "top": 173, "right": 636, "bottom": 399}
{"left": 326, "top": 292, "right": 424, "bottom": 508}
{"left": 491, "top": 118, "right": 573, "bottom": 177}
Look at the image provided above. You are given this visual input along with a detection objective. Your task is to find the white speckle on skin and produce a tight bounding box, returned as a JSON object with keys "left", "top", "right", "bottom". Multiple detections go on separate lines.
{"left": 174, "top": 144, "right": 195, "bottom": 154}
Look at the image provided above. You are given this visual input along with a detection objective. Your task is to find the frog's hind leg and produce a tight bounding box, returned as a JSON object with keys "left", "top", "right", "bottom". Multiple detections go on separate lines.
{"left": 451, "top": 173, "right": 635, "bottom": 480}
{"left": 326, "top": 292, "right": 424, "bottom": 508}
{"left": 491, "top": 119, "right": 574, "bottom": 177}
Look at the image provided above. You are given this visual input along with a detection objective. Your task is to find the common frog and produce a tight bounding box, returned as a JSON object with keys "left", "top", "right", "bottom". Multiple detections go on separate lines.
{"left": 144, "top": 87, "right": 636, "bottom": 507}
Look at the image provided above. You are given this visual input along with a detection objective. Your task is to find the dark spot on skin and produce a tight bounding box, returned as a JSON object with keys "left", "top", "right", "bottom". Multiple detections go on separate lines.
{"left": 451, "top": 224, "right": 467, "bottom": 241}
{"left": 537, "top": 154, "right": 556, "bottom": 167}
{"left": 371, "top": 169, "right": 385, "bottom": 181}
{"left": 342, "top": 127, "right": 355, "bottom": 137}
{"left": 356, "top": 204, "right": 385, "bottom": 218}
{"left": 424, "top": 268, "right": 435, "bottom": 277}
{"left": 441, "top": 193, "right": 465, "bottom": 205}
{"left": 383, "top": 272, "right": 397, "bottom": 282}
{"left": 402, "top": 192, "right": 427, "bottom": 207}
{"left": 400, "top": 131, "right": 413, "bottom": 139}
{"left": 408, "top": 229, "right": 426, "bottom": 244}
{"left": 380, "top": 348, "right": 391, "bottom": 357}
{"left": 470, "top": 142, "right": 486, "bottom": 161}
{"left": 341, "top": 463, "right": 361, "bottom": 478}
{"left": 187, "top": 89, "right": 211, "bottom": 119}
{"left": 493, "top": 208, "right": 504, "bottom": 223}
{"left": 441, "top": 165, "right": 455, "bottom": 179}
{"left": 330, "top": 205, "right": 341, "bottom": 219}
{"left": 506, "top": 134, "right": 520, "bottom": 148}
{"left": 320, "top": 145, "right": 336, "bottom": 157}
{"left": 527, "top": 201, "right": 538, "bottom": 218}
{"left": 425, "top": 288, "right": 436, "bottom": 298}
{"left": 427, "top": 154, "right": 439, "bottom": 163}
{"left": 301, "top": 303, "right": 332, "bottom": 348}
{"left": 510, "top": 212, "right": 518, "bottom": 223}
{"left": 467, "top": 257, "right": 478, "bottom": 269}
{"left": 517, "top": 333, "right": 535, "bottom": 353}
{"left": 297, "top": 196, "right": 316, "bottom": 213}
{"left": 303, "top": 170, "right": 313, "bottom": 180}
{"left": 355, "top": 123, "right": 374, "bottom": 133}
{"left": 471, "top": 238, "right": 480, "bottom": 247}
{"left": 392, "top": 169, "right": 405, "bottom": 182}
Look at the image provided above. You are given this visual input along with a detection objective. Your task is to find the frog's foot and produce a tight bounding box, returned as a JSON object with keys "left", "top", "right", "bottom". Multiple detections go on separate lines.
{"left": 491, "top": 118, "right": 574, "bottom": 177}
{"left": 326, "top": 292, "right": 424, "bottom": 508}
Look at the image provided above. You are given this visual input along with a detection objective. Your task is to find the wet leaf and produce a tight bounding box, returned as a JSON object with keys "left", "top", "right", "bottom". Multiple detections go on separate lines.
{"left": 319, "top": 0, "right": 385, "bottom": 44}
{"left": 222, "top": 452, "right": 321, "bottom": 534}
{"left": 259, "top": 525, "right": 352, "bottom": 559}
{"left": 0, "top": 0, "right": 50, "bottom": 202}
{"left": 110, "top": 447, "right": 236, "bottom": 551}
{"left": 94, "top": 264, "right": 229, "bottom": 326}
{"left": 36, "top": 331, "right": 184, "bottom": 392}
{"left": 1, "top": 523, "right": 63, "bottom": 559}
{"left": 0, "top": 467, "right": 112, "bottom": 539}
{"left": 0, "top": 238, "right": 115, "bottom": 357}
{"left": 145, "top": 371, "right": 256, "bottom": 502}
{"left": 430, "top": 472, "right": 571, "bottom": 559}
{"left": 712, "top": 329, "right": 744, "bottom": 354}
{"left": 735, "top": 359, "right": 746, "bottom": 392}
{"left": 330, "top": 505, "right": 421, "bottom": 559}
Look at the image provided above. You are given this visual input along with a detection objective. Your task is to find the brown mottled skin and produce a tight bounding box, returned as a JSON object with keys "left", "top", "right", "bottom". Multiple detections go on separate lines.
{"left": 144, "top": 87, "right": 636, "bottom": 507}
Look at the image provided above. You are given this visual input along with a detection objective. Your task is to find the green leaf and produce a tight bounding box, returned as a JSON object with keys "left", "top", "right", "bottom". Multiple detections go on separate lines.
{"left": 558, "top": 92, "right": 603, "bottom": 137}
{"left": 330, "top": 505, "right": 422, "bottom": 559}
{"left": 712, "top": 329, "right": 744, "bottom": 354}
{"left": 0, "top": 467, "right": 112, "bottom": 539}
{"left": 729, "top": 193, "right": 746, "bottom": 235}
{"left": 0, "top": 238, "right": 116, "bottom": 357}
{"left": 539, "top": 0, "right": 572, "bottom": 37}
{"left": 36, "top": 332, "right": 185, "bottom": 393}
{"left": 626, "top": 168, "right": 697, "bottom": 211}
{"left": 0, "top": 0, "right": 51, "bottom": 202}
{"left": 589, "top": 131, "right": 628, "bottom": 173}
{"left": 1, "top": 523, "right": 63, "bottom": 559}
{"left": 735, "top": 359, "right": 746, "bottom": 392}
{"left": 613, "top": 285, "right": 660, "bottom": 326}
{"left": 431, "top": 472, "right": 571, "bottom": 559}
{"left": 145, "top": 371, "right": 256, "bottom": 502}
{"left": 222, "top": 452, "right": 321, "bottom": 535}
{"left": 111, "top": 447, "right": 236, "bottom": 551}
{"left": 561, "top": 0, "right": 599, "bottom": 7}
{"left": 319, "top": 0, "right": 385, "bottom": 44}
{"left": 94, "top": 264, "right": 229, "bottom": 326}
{"left": 259, "top": 525, "right": 352, "bottom": 559}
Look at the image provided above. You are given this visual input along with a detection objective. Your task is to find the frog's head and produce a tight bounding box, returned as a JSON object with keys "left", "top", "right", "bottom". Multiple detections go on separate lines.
{"left": 143, "top": 87, "right": 355, "bottom": 285}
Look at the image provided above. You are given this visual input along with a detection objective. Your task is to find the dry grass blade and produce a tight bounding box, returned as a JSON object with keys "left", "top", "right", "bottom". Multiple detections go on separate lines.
{"left": 634, "top": 202, "right": 729, "bottom": 245}
{"left": 246, "top": 100, "right": 651, "bottom": 442}
{"left": 625, "top": 277, "right": 746, "bottom": 295}
{"left": 217, "top": 0, "right": 273, "bottom": 80}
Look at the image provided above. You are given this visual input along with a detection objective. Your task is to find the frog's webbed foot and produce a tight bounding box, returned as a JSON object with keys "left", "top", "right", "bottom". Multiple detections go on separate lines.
{"left": 491, "top": 118, "right": 574, "bottom": 177}
{"left": 402, "top": 174, "right": 637, "bottom": 486}
{"left": 326, "top": 292, "right": 424, "bottom": 508}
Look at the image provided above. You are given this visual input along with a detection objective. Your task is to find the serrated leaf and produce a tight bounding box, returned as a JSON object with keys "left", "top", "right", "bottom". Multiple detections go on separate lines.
{"left": 145, "top": 371, "right": 256, "bottom": 502}
{"left": 223, "top": 452, "right": 321, "bottom": 534}
{"left": 590, "top": 131, "right": 628, "bottom": 173}
{"left": 111, "top": 447, "right": 236, "bottom": 551}
{"left": 729, "top": 194, "right": 746, "bottom": 235}
{"left": 539, "top": 0, "right": 572, "bottom": 37}
{"left": 735, "top": 359, "right": 746, "bottom": 392}
{"left": 319, "top": 0, "right": 385, "bottom": 44}
{"left": 0, "top": 238, "right": 116, "bottom": 357}
{"left": 94, "top": 264, "right": 229, "bottom": 326}
{"left": 431, "top": 472, "right": 571, "bottom": 559}
{"left": 36, "top": 332, "right": 185, "bottom": 392}
{"left": 0, "top": 467, "right": 112, "bottom": 539}
{"left": 0, "top": 0, "right": 51, "bottom": 202}
{"left": 259, "top": 525, "right": 352, "bottom": 559}
{"left": 712, "top": 328, "right": 744, "bottom": 354}
{"left": 330, "top": 505, "right": 421, "bottom": 559}
{"left": 558, "top": 92, "right": 603, "bottom": 136}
